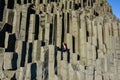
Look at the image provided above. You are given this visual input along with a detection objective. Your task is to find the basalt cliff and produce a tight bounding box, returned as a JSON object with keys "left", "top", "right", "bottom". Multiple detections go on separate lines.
{"left": 0, "top": 0, "right": 120, "bottom": 80}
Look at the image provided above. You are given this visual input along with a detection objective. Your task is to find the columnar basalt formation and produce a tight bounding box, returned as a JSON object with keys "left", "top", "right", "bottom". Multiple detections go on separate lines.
{"left": 0, "top": 0, "right": 120, "bottom": 80}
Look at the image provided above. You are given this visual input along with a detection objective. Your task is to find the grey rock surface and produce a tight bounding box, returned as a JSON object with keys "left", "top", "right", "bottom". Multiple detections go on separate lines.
{"left": 0, "top": 0, "right": 120, "bottom": 80}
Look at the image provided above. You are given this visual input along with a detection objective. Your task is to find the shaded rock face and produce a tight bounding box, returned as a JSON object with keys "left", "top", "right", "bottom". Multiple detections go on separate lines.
{"left": 0, "top": 0, "right": 120, "bottom": 80}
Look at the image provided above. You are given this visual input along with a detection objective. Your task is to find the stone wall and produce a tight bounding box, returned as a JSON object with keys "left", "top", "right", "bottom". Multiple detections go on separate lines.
{"left": 0, "top": 0, "right": 120, "bottom": 80}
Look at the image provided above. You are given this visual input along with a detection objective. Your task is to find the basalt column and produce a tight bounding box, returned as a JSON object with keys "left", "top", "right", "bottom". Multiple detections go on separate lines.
{"left": 0, "top": 0, "right": 120, "bottom": 80}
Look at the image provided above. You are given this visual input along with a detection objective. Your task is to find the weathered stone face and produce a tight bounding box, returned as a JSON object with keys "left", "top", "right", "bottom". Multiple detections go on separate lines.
{"left": 0, "top": 0, "right": 120, "bottom": 80}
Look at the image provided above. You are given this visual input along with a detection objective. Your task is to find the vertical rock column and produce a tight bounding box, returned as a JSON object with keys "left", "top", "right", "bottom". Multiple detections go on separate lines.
{"left": 12, "top": 9, "right": 18, "bottom": 33}
{"left": 57, "top": 49, "right": 68, "bottom": 80}
{"left": 15, "top": 41, "right": 27, "bottom": 67}
{"left": 112, "top": 22, "right": 119, "bottom": 37}
{"left": 21, "top": 0, "right": 24, "bottom": 4}
{"left": 13, "top": 7, "right": 21, "bottom": 39}
{"left": 4, "top": 32, "right": 16, "bottom": 52}
{"left": 71, "top": 53, "right": 78, "bottom": 64}
{"left": 86, "top": 43, "right": 93, "bottom": 66}
{"left": 68, "top": 64, "right": 76, "bottom": 80}
{"left": 92, "top": 45, "right": 97, "bottom": 65}
{"left": 56, "top": 11, "right": 62, "bottom": 47}
{"left": 46, "top": 4, "right": 52, "bottom": 13}
{"left": 25, "top": 63, "right": 37, "bottom": 80}
{"left": 87, "top": 18, "right": 92, "bottom": 44}
{"left": 97, "top": 17, "right": 104, "bottom": 51}
{"left": 40, "top": 47, "right": 45, "bottom": 62}
{"left": 25, "top": 42, "right": 31, "bottom": 65}
{"left": 5, "top": 9, "right": 14, "bottom": 25}
{"left": 86, "top": 66, "right": 94, "bottom": 80}
{"left": 17, "top": 67, "right": 25, "bottom": 80}
{"left": 52, "top": 14, "right": 57, "bottom": 45}
{"left": 24, "top": 63, "right": 31, "bottom": 80}
{"left": 92, "top": 20, "right": 97, "bottom": 46}
{"left": 71, "top": 11, "right": 79, "bottom": 53}
{"left": 114, "top": 36, "right": 120, "bottom": 80}
{"left": 66, "top": 33, "right": 73, "bottom": 54}
{"left": 95, "top": 59, "right": 103, "bottom": 80}
{"left": 32, "top": 40, "right": 41, "bottom": 62}
{"left": 64, "top": 12, "right": 68, "bottom": 43}
{"left": 97, "top": 24, "right": 105, "bottom": 58}
{"left": 60, "top": 61, "right": 68, "bottom": 80}
{"left": 15, "top": 41, "right": 23, "bottom": 68}
{"left": 119, "top": 23, "right": 120, "bottom": 36}
{"left": 4, "top": 32, "right": 9, "bottom": 49}
{"left": 57, "top": 51, "right": 62, "bottom": 75}
{"left": 38, "top": 26, "right": 43, "bottom": 41}
{"left": 69, "top": 11, "right": 72, "bottom": 34}
{"left": 67, "top": 1, "right": 70, "bottom": 10}
{"left": 81, "top": 0, "right": 84, "bottom": 8}
{"left": 36, "top": 61, "right": 43, "bottom": 80}
{"left": 45, "top": 23, "right": 50, "bottom": 45}
{"left": 35, "top": 0, "right": 40, "bottom": 14}
{"left": 20, "top": 5, "right": 28, "bottom": 41}
{"left": 103, "top": 22, "right": 110, "bottom": 50}
{"left": 103, "top": 54, "right": 110, "bottom": 74}
{"left": 78, "top": 63, "right": 86, "bottom": 80}
{"left": 3, "top": 52, "right": 17, "bottom": 70}
{"left": 0, "top": 48, "right": 4, "bottom": 71}
{"left": 87, "top": 0, "right": 92, "bottom": 7}
{"left": 48, "top": 45, "right": 55, "bottom": 80}
{"left": 80, "top": 13, "right": 87, "bottom": 64}
{"left": 28, "top": 14, "right": 35, "bottom": 42}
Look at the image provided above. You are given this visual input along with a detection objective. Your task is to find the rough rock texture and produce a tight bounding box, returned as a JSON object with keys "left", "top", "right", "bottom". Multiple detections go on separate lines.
{"left": 0, "top": 0, "right": 120, "bottom": 80}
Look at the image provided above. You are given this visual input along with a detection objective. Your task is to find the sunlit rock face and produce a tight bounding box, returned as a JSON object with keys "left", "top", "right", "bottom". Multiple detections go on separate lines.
{"left": 0, "top": 0, "right": 120, "bottom": 80}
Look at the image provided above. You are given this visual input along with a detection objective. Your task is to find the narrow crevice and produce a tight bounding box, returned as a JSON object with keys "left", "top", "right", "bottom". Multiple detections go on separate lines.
{"left": 28, "top": 43, "right": 33, "bottom": 63}
{"left": 34, "top": 14, "right": 39, "bottom": 40}
{"left": 49, "top": 24, "right": 53, "bottom": 44}
{"left": 20, "top": 42, "right": 27, "bottom": 67}
{"left": 72, "top": 36, "right": 75, "bottom": 53}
